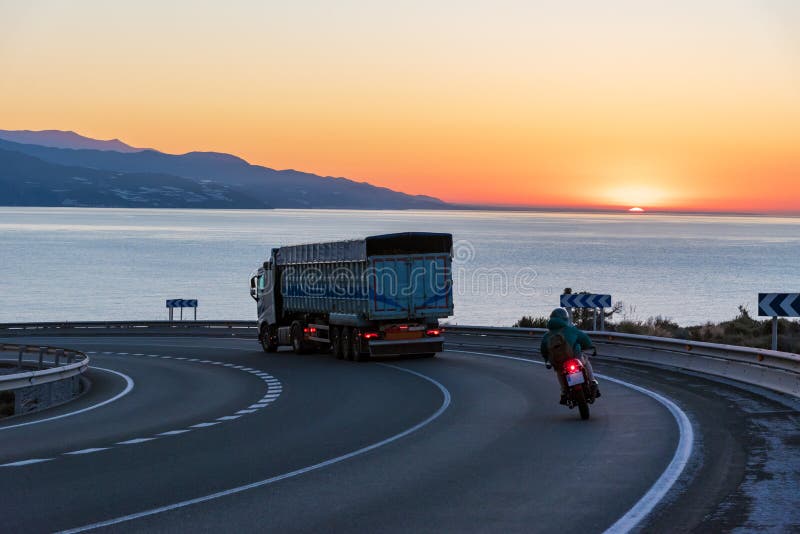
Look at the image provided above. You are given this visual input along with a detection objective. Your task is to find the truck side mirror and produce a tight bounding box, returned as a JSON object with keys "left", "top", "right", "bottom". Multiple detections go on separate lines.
{"left": 250, "top": 277, "right": 259, "bottom": 301}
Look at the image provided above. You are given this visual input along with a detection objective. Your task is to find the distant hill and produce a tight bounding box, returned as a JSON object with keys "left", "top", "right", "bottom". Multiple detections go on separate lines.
{"left": 0, "top": 129, "right": 143, "bottom": 153}
{"left": 0, "top": 131, "right": 447, "bottom": 209}
{"left": 0, "top": 148, "right": 269, "bottom": 208}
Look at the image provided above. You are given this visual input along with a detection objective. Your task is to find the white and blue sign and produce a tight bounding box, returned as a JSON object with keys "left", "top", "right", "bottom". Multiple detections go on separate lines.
{"left": 166, "top": 299, "right": 198, "bottom": 308}
{"left": 561, "top": 294, "right": 612, "bottom": 308}
{"left": 758, "top": 293, "right": 800, "bottom": 317}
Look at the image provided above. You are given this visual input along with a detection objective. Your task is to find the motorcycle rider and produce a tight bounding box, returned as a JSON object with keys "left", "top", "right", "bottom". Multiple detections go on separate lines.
{"left": 540, "top": 307, "right": 600, "bottom": 404}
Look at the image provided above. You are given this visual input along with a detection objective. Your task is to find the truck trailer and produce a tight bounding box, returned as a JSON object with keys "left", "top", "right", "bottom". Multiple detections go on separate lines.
{"left": 249, "top": 232, "right": 453, "bottom": 360}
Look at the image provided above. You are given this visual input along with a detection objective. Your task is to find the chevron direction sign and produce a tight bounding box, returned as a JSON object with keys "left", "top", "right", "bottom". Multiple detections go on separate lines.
{"left": 758, "top": 293, "right": 800, "bottom": 317}
{"left": 166, "top": 299, "right": 198, "bottom": 308}
{"left": 560, "top": 294, "right": 612, "bottom": 309}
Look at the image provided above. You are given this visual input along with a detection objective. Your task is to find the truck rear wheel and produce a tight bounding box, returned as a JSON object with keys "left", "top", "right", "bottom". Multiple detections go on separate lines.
{"left": 331, "top": 326, "right": 343, "bottom": 359}
{"left": 340, "top": 327, "right": 353, "bottom": 361}
{"left": 351, "top": 329, "right": 370, "bottom": 362}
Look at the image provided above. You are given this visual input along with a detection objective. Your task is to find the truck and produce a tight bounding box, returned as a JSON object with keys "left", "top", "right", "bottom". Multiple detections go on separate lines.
{"left": 249, "top": 232, "right": 453, "bottom": 360}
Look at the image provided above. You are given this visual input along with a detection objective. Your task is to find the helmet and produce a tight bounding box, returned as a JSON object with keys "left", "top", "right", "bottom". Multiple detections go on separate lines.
{"left": 550, "top": 307, "right": 570, "bottom": 321}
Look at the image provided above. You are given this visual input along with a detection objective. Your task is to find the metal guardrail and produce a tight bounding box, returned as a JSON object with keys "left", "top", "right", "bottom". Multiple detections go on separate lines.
{"left": 1, "top": 321, "right": 797, "bottom": 397}
{"left": 0, "top": 344, "right": 90, "bottom": 392}
{"left": 444, "top": 325, "right": 800, "bottom": 398}
{"left": 0, "top": 321, "right": 258, "bottom": 336}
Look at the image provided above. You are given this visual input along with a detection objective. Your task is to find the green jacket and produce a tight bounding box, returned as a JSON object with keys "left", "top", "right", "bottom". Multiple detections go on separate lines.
{"left": 540, "top": 316, "right": 593, "bottom": 362}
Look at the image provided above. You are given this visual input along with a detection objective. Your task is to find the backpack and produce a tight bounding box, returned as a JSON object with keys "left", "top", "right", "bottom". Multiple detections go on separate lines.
{"left": 547, "top": 328, "right": 574, "bottom": 365}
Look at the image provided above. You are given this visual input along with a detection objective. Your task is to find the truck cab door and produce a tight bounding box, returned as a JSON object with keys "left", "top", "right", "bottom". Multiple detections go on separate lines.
{"left": 258, "top": 264, "right": 278, "bottom": 325}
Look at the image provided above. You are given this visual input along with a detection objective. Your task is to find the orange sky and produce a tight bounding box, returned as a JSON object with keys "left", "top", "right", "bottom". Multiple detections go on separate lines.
{"left": 1, "top": 1, "right": 799, "bottom": 212}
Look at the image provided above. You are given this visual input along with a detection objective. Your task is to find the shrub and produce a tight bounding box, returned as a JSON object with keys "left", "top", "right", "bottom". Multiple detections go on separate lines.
{"left": 513, "top": 315, "right": 549, "bottom": 328}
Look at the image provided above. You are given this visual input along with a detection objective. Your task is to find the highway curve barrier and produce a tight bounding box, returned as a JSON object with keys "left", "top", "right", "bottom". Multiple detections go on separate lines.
{"left": 0, "top": 344, "right": 90, "bottom": 418}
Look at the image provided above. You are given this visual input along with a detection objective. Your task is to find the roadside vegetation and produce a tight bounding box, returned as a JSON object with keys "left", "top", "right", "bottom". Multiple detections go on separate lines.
{"left": 514, "top": 290, "right": 800, "bottom": 354}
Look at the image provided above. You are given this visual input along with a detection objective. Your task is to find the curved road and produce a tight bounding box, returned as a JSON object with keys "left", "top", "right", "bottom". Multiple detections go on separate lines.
{"left": 0, "top": 335, "right": 797, "bottom": 532}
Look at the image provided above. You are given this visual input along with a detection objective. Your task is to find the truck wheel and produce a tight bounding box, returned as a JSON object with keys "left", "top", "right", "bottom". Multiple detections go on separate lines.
{"left": 351, "top": 329, "right": 370, "bottom": 362}
{"left": 331, "top": 327, "right": 343, "bottom": 359}
{"left": 291, "top": 322, "right": 309, "bottom": 354}
{"left": 340, "top": 327, "right": 353, "bottom": 361}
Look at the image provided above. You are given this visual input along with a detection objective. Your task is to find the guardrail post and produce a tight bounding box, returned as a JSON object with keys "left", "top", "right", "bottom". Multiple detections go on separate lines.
{"left": 38, "top": 347, "right": 46, "bottom": 370}
{"left": 18, "top": 346, "right": 25, "bottom": 368}
{"left": 55, "top": 349, "right": 64, "bottom": 365}
{"left": 772, "top": 317, "right": 778, "bottom": 351}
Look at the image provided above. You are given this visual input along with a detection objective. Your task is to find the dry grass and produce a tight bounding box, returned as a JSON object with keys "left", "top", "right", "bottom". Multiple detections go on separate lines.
{"left": 513, "top": 305, "right": 800, "bottom": 354}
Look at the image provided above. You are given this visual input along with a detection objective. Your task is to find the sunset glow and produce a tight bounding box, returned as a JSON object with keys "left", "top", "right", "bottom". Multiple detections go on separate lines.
{"left": 1, "top": 1, "right": 799, "bottom": 213}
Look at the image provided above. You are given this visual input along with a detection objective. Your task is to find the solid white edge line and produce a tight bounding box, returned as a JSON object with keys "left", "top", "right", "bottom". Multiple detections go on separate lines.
{"left": 0, "top": 367, "right": 135, "bottom": 432}
{"left": 57, "top": 363, "right": 452, "bottom": 534}
{"left": 450, "top": 349, "right": 694, "bottom": 534}
{"left": 601, "top": 376, "right": 694, "bottom": 534}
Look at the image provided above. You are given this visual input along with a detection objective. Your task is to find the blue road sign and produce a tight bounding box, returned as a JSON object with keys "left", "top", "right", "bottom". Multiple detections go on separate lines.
{"left": 166, "top": 299, "right": 198, "bottom": 308}
{"left": 560, "top": 294, "right": 612, "bottom": 308}
{"left": 758, "top": 293, "right": 800, "bottom": 317}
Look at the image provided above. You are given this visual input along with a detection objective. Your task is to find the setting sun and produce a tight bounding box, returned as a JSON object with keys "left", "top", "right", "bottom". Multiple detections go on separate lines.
{"left": 629, "top": 207, "right": 645, "bottom": 212}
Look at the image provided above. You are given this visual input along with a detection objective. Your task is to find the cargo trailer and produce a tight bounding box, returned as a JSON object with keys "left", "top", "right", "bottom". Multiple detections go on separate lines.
{"left": 249, "top": 232, "right": 453, "bottom": 360}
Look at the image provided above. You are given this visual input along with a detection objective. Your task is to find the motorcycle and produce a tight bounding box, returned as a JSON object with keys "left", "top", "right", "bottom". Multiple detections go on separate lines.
{"left": 547, "top": 350, "right": 598, "bottom": 420}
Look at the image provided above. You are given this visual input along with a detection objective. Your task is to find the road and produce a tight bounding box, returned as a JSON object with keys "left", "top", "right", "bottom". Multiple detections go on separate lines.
{"left": 1, "top": 334, "right": 798, "bottom": 532}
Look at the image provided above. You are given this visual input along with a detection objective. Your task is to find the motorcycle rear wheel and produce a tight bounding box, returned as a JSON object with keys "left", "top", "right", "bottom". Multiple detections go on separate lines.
{"left": 575, "top": 388, "right": 590, "bottom": 420}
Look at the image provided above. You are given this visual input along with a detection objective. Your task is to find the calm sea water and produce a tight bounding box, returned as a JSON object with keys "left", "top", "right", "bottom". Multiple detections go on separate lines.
{"left": 1, "top": 207, "right": 798, "bottom": 326}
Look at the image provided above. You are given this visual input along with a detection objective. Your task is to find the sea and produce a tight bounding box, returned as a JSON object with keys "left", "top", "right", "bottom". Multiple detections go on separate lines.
{"left": 1, "top": 207, "right": 798, "bottom": 327}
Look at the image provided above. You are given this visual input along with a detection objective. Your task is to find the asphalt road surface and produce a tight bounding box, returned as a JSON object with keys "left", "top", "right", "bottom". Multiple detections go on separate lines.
{"left": 1, "top": 334, "right": 797, "bottom": 532}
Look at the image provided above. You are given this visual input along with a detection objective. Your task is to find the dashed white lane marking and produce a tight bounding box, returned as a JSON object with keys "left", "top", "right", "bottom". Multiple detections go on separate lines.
{"left": 0, "top": 367, "right": 135, "bottom": 432}
{"left": 57, "top": 363, "right": 451, "bottom": 534}
{"left": 191, "top": 422, "right": 220, "bottom": 428}
{"left": 158, "top": 430, "right": 191, "bottom": 436}
{"left": 0, "top": 458, "right": 54, "bottom": 467}
{"left": 65, "top": 448, "right": 110, "bottom": 455}
{"left": 117, "top": 438, "right": 156, "bottom": 445}
{"left": 1, "top": 352, "right": 283, "bottom": 468}
{"left": 449, "top": 349, "right": 695, "bottom": 534}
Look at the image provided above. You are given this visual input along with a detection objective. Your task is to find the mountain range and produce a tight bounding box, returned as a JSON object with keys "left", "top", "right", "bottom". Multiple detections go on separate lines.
{"left": 0, "top": 129, "right": 447, "bottom": 209}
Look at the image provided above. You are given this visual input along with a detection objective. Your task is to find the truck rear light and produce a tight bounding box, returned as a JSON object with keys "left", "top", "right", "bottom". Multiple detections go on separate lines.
{"left": 426, "top": 328, "right": 442, "bottom": 337}
{"left": 303, "top": 327, "right": 317, "bottom": 334}
{"left": 398, "top": 325, "right": 409, "bottom": 330}
{"left": 362, "top": 332, "right": 379, "bottom": 340}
